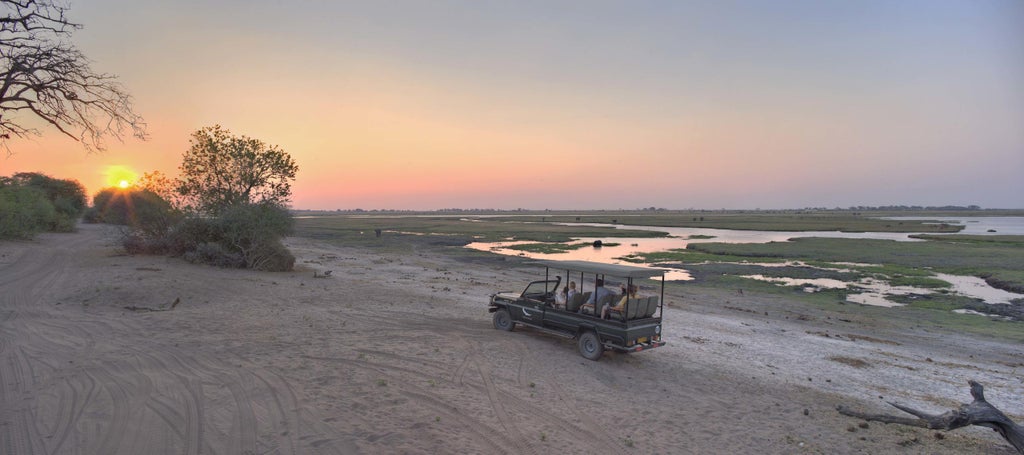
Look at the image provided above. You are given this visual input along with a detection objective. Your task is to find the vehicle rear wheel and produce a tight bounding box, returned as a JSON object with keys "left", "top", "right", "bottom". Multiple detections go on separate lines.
{"left": 577, "top": 331, "right": 604, "bottom": 361}
{"left": 493, "top": 309, "right": 515, "bottom": 331}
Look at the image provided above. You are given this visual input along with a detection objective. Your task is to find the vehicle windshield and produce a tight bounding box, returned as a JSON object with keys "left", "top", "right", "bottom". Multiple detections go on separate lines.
{"left": 522, "top": 279, "right": 560, "bottom": 300}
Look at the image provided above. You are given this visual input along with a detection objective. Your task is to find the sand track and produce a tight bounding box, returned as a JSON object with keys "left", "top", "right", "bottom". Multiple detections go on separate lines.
{"left": 1, "top": 224, "right": 1021, "bottom": 454}
{"left": 0, "top": 228, "right": 356, "bottom": 454}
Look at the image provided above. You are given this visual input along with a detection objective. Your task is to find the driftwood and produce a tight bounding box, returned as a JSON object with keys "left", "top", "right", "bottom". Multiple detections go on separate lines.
{"left": 124, "top": 297, "right": 181, "bottom": 312}
{"left": 837, "top": 380, "right": 1023, "bottom": 453}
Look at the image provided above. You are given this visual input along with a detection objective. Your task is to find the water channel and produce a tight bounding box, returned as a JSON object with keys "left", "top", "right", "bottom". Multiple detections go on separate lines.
{"left": 465, "top": 217, "right": 1024, "bottom": 308}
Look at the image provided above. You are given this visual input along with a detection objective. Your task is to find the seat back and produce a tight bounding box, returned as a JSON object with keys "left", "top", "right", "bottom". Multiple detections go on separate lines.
{"left": 644, "top": 296, "right": 660, "bottom": 318}
{"left": 626, "top": 297, "right": 642, "bottom": 320}
{"left": 566, "top": 293, "right": 585, "bottom": 312}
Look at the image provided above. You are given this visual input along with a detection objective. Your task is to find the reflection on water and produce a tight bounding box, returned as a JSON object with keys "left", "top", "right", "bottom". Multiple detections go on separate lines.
{"left": 738, "top": 275, "right": 928, "bottom": 308}
{"left": 740, "top": 275, "right": 851, "bottom": 290}
{"left": 736, "top": 272, "right": 1024, "bottom": 307}
{"left": 935, "top": 273, "right": 1023, "bottom": 304}
{"left": 465, "top": 239, "right": 692, "bottom": 280}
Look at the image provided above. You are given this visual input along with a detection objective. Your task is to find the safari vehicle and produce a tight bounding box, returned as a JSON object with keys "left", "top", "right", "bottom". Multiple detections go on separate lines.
{"left": 488, "top": 260, "right": 666, "bottom": 360}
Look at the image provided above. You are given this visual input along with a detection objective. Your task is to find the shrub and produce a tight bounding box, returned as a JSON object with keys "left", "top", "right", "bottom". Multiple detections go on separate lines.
{"left": 0, "top": 186, "right": 57, "bottom": 239}
{"left": 123, "top": 231, "right": 171, "bottom": 255}
{"left": 218, "top": 202, "right": 295, "bottom": 271}
{"left": 183, "top": 242, "right": 245, "bottom": 268}
{"left": 92, "top": 188, "right": 180, "bottom": 234}
{"left": 1, "top": 172, "right": 85, "bottom": 238}
{"left": 107, "top": 195, "right": 295, "bottom": 271}
{"left": 247, "top": 239, "right": 296, "bottom": 272}
{"left": 7, "top": 172, "right": 87, "bottom": 219}
{"left": 82, "top": 207, "right": 102, "bottom": 224}
{"left": 166, "top": 217, "right": 222, "bottom": 256}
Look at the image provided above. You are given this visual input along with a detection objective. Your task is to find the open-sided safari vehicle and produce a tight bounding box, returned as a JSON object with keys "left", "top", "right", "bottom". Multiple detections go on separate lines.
{"left": 488, "top": 260, "right": 666, "bottom": 360}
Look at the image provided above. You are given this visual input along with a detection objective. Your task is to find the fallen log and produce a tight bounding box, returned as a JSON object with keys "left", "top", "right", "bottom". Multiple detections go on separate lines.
{"left": 123, "top": 297, "right": 181, "bottom": 313}
{"left": 837, "top": 380, "right": 1023, "bottom": 453}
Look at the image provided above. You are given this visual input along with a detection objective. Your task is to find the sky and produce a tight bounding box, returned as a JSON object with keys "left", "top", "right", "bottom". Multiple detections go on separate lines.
{"left": 2, "top": 0, "right": 1022, "bottom": 210}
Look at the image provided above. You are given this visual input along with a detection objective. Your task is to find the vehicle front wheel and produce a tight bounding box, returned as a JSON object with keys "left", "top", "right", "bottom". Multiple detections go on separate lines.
{"left": 577, "top": 331, "right": 604, "bottom": 361}
{"left": 493, "top": 309, "right": 515, "bottom": 331}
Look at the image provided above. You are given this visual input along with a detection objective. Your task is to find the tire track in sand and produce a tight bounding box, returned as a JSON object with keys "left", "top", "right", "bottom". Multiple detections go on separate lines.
{"left": 330, "top": 355, "right": 518, "bottom": 454}
{"left": 454, "top": 334, "right": 536, "bottom": 455}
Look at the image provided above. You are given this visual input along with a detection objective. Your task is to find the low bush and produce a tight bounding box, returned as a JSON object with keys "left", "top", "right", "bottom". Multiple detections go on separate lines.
{"left": 218, "top": 202, "right": 295, "bottom": 271}
{"left": 107, "top": 196, "right": 296, "bottom": 272}
{"left": 165, "top": 217, "right": 222, "bottom": 255}
{"left": 123, "top": 232, "right": 172, "bottom": 255}
{"left": 246, "top": 239, "right": 295, "bottom": 271}
{"left": 183, "top": 242, "right": 245, "bottom": 268}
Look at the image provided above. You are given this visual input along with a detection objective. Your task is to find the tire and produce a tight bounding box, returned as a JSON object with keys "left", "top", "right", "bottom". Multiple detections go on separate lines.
{"left": 577, "top": 331, "right": 604, "bottom": 361}
{"left": 493, "top": 309, "right": 514, "bottom": 331}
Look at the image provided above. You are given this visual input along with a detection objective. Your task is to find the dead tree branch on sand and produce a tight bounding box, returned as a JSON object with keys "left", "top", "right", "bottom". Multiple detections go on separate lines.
{"left": 837, "top": 380, "right": 1023, "bottom": 453}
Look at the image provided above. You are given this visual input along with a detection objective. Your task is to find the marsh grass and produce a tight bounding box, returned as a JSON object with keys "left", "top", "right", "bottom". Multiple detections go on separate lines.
{"left": 621, "top": 249, "right": 788, "bottom": 265}
{"left": 689, "top": 236, "right": 1024, "bottom": 269}
{"left": 508, "top": 242, "right": 593, "bottom": 253}
{"left": 686, "top": 237, "right": 1024, "bottom": 289}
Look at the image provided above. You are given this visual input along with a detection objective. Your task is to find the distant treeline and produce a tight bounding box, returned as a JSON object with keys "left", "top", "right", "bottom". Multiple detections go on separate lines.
{"left": 292, "top": 205, "right": 997, "bottom": 216}
{"left": 810, "top": 205, "right": 982, "bottom": 211}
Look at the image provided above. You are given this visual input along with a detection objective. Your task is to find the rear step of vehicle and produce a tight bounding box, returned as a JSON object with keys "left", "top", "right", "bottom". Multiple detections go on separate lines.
{"left": 606, "top": 340, "right": 667, "bottom": 352}
{"left": 515, "top": 321, "right": 576, "bottom": 339}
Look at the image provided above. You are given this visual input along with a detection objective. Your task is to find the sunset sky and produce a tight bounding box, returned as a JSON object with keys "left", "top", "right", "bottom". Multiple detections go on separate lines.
{"left": 3, "top": 0, "right": 1022, "bottom": 210}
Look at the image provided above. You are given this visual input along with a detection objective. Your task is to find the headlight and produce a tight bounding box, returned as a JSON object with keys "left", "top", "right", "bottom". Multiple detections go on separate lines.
{"left": 655, "top": 325, "right": 661, "bottom": 334}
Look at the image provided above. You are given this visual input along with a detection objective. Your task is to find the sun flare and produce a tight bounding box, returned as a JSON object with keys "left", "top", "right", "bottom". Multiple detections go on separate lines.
{"left": 104, "top": 165, "right": 138, "bottom": 189}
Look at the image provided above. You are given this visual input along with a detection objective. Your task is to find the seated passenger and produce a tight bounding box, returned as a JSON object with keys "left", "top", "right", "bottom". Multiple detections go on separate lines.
{"left": 585, "top": 279, "right": 615, "bottom": 305}
{"left": 554, "top": 286, "right": 568, "bottom": 307}
{"left": 566, "top": 281, "right": 578, "bottom": 300}
{"left": 602, "top": 284, "right": 639, "bottom": 319}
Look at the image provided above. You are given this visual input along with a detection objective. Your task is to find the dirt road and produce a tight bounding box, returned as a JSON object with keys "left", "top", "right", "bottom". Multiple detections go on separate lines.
{"left": 1, "top": 225, "right": 1020, "bottom": 454}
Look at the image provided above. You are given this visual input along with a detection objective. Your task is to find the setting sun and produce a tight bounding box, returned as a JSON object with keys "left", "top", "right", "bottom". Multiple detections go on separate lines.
{"left": 104, "top": 165, "right": 137, "bottom": 190}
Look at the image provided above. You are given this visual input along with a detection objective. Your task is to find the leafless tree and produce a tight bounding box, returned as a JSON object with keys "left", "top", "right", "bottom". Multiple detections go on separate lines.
{"left": 839, "top": 381, "right": 1023, "bottom": 453}
{"left": 1, "top": 0, "right": 146, "bottom": 153}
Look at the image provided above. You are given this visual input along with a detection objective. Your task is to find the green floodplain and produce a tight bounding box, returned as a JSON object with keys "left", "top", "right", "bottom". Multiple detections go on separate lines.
{"left": 293, "top": 209, "right": 1024, "bottom": 341}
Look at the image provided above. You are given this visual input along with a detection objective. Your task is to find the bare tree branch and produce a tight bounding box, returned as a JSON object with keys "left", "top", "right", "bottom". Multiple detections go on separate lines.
{"left": 838, "top": 381, "right": 1024, "bottom": 453}
{"left": 1, "top": 0, "right": 146, "bottom": 153}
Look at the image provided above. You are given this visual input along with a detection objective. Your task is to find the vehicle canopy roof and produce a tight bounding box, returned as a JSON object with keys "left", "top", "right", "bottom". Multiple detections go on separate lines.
{"left": 533, "top": 259, "right": 665, "bottom": 279}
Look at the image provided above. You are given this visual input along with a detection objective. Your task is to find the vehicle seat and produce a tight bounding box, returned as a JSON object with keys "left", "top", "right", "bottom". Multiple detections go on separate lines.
{"left": 643, "top": 296, "right": 659, "bottom": 318}
{"left": 626, "top": 297, "right": 642, "bottom": 320}
{"left": 576, "top": 292, "right": 593, "bottom": 313}
{"left": 566, "top": 293, "right": 586, "bottom": 312}
{"left": 594, "top": 294, "right": 615, "bottom": 318}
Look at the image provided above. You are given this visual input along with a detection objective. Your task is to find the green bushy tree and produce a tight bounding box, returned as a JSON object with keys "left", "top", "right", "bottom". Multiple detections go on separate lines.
{"left": 0, "top": 185, "right": 56, "bottom": 238}
{"left": 177, "top": 125, "right": 297, "bottom": 215}
{"left": 0, "top": 172, "right": 85, "bottom": 236}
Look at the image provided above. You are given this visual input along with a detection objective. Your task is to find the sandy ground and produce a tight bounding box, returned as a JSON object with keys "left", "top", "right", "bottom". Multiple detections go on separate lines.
{"left": 1, "top": 224, "right": 1022, "bottom": 454}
